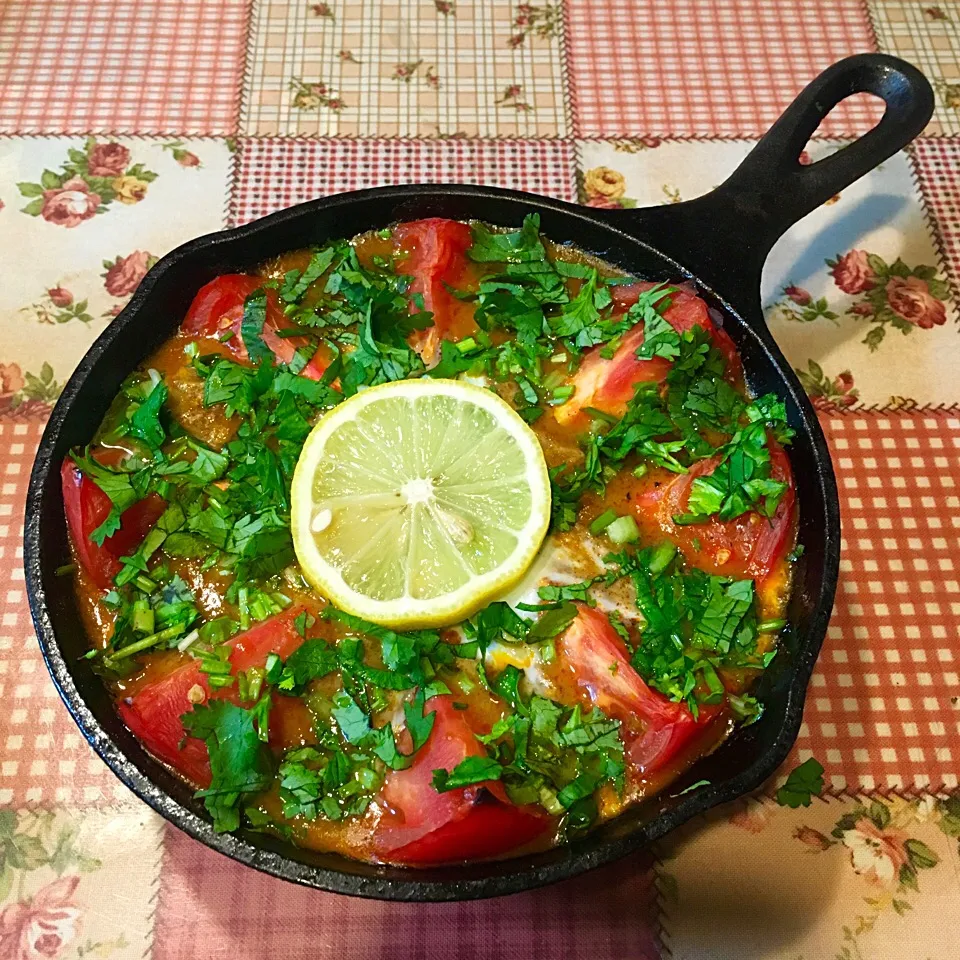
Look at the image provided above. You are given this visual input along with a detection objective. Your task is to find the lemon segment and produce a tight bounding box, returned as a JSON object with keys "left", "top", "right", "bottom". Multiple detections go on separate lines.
{"left": 291, "top": 379, "right": 552, "bottom": 628}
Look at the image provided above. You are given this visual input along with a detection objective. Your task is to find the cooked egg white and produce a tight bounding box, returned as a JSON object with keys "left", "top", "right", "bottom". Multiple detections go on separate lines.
{"left": 481, "top": 533, "right": 644, "bottom": 695}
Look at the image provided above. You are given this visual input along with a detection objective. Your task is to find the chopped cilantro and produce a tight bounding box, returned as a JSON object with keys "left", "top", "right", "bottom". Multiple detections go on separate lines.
{"left": 181, "top": 696, "right": 274, "bottom": 832}
{"left": 775, "top": 758, "right": 825, "bottom": 808}
{"left": 240, "top": 290, "right": 273, "bottom": 366}
{"left": 432, "top": 755, "right": 503, "bottom": 792}
{"left": 467, "top": 213, "right": 545, "bottom": 263}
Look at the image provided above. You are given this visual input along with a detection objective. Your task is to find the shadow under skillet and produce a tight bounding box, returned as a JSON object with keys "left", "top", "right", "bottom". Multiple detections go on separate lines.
{"left": 764, "top": 191, "right": 907, "bottom": 298}
{"left": 652, "top": 797, "right": 845, "bottom": 957}
{"left": 153, "top": 824, "right": 663, "bottom": 960}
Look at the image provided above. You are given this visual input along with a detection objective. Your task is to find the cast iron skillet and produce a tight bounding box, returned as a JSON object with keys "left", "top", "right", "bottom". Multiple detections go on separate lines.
{"left": 25, "top": 54, "right": 933, "bottom": 901}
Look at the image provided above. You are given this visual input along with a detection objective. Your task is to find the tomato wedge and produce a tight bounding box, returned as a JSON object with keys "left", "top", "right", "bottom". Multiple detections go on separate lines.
{"left": 181, "top": 274, "right": 329, "bottom": 381}
{"left": 555, "top": 282, "right": 741, "bottom": 425}
{"left": 61, "top": 458, "right": 166, "bottom": 589}
{"left": 376, "top": 696, "right": 548, "bottom": 864}
{"left": 117, "top": 609, "right": 306, "bottom": 787}
{"left": 556, "top": 605, "right": 718, "bottom": 775}
{"left": 633, "top": 439, "right": 796, "bottom": 583}
{"left": 393, "top": 218, "right": 477, "bottom": 363}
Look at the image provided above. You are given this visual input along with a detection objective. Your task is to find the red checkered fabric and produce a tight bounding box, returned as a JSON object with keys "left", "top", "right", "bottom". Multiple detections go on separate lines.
{"left": 794, "top": 413, "right": 960, "bottom": 794}
{"left": 0, "top": 420, "right": 121, "bottom": 806}
{"left": 0, "top": 0, "right": 249, "bottom": 134}
{"left": 153, "top": 825, "right": 660, "bottom": 960}
{"left": 228, "top": 138, "right": 578, "bottom": 226}
{"left": 566, "top": 0, "right": 883, "bottom": 137}
{"left": 912, "top": 140, "right": 960, "bottom": 295}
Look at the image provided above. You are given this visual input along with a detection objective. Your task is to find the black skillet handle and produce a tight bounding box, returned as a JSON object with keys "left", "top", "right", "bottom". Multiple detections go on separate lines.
{"left": 605, "top": 54, "right": 934, "bottom": 316}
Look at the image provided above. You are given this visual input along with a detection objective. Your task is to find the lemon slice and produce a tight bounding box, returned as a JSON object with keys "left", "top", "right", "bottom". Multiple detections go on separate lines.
{"left": 291, "top": 378, "right": 551, "bottom": 628}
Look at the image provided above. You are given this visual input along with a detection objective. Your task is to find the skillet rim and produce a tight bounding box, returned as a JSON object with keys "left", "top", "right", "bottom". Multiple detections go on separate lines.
{"left": 24, "top": 183, "right": 840, "bottom": 901}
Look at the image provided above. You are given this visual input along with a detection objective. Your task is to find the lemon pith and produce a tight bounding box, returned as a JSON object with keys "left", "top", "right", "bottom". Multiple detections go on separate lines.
{"left": 291, "top": 379, "right": 552, "bottom": 628}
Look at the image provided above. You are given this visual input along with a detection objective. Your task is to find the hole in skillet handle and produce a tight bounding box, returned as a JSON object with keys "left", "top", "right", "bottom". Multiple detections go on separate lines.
{"left": 594, "top": 53, "right": 934, "bottom": 318}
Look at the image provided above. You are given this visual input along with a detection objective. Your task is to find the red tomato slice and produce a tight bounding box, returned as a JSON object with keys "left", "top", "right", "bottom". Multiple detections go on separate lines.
{"left": 555, "top": 282, "right": 741, "bottom": 425}
{"left": 633, "top": 439, "right": 796, "bottom": 583}
{"left": 393, "top": 218, "right": 477, "bottom": 363}
{"left": 556, "top": 605, "right": 717, "bottom": 775}
{"left": 376, "top": 696, "right": 548, "bottom": 863}
{"left": 182, "top": 275, "right": 263, "bottom": 343}
{"left": 117, "top": 608, "right": 306, "bottom": 787}
{"left": 388, "top": 797, "right": 547, "bottom": 865}
{"left": 182, "top": 274, "right": 329, "bottom": 381}
{"left": 61, "top": 458, "right": 166, "bottom": 589}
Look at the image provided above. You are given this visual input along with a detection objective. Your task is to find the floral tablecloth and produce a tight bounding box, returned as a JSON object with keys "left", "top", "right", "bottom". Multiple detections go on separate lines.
{"left": 1, "top": 2, "right": 959, "bottom": 958}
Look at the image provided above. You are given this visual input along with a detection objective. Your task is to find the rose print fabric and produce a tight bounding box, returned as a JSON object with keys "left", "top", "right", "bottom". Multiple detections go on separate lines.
{"left": 1, "top": 2, "right": 960, "bottom": 959}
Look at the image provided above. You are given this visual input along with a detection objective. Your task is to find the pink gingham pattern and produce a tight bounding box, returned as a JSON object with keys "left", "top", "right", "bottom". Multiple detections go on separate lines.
{"left": 566, "top": 0, "right": 883, "bottom": 137}
{"left": 0, "top": 0, "right": 249, "bottom": 134}
{"left": 228, "top": 136, "right": 578, "bottom": 225}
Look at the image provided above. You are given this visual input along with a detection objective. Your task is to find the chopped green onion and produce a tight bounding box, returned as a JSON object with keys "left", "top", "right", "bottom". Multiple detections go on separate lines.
{"left": 757, "top": 618, "right": 787, "bottom": 633}
{"left": 238, "top": 586, "right": 250, "bottom": 630}
{"left": 549, "top": 386, "right": 574, "bottom": 405}
{"left": 55, "top": 563, "right": 76, "bottom": 577}
{"left": 589, "top": 509, "right": 619, "bottom": 535}
{"left": 632, "top": 463, "right": 649, "bottom": 478}
{"left": 246, "top": 667, "right": 265, "bottom": 703}
{"left": 199, "top": 657, "right": 232, "bottom": 676}
{"left": 106, "top": 623, "right": 186, "bottom": 663}
{"left": 606, "top": 515, "right": 639, "bottom": 545}
{"left": 648, "top": 541, "right": 677, "bottom": 575}
{"left": 455, "top": 337, "right": 478, "bottom": 354}
{"left": 131, "top": 599, "right": 154, "bottom": 636}
{"left": 377, "top": 227, "right": 393, "bottom": 239}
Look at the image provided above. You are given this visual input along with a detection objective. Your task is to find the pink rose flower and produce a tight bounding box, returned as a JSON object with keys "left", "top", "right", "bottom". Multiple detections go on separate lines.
{"left": 841, "top": 818, "right": 909, "bottom": 885}
{"left": 728, "top": 799, "right": 772, "bottom": 833}
{"left": 850, "top": 302, "right": 874, "bottom": 316}
{"left": 835, "top": 370, "right": 855, "bottom": 393}
{"left": 0, "top": 362, "right": 25, "bottom": 397}
{"left": 0, "top": 875, "right": 81, "bottom": 960}
{"left": 586, "top": 196, "right": 621, "bottom": 209}
{"left": 784, "top": 285, "right": 811, "bottom": 306}
{"left": 40, "top": 177, "right": 101, "bottom": 228}
{"left": 793, "top": 826, "right": 832, "bottom": 850}
{"left": 47, "top": 286, "right": 73, "bottom": 308}
{"left": 87, "top": 142, "right": 131, "bottom": 177}
{"left": 175, "top": 150, "right": 200, "bottom": 168}
{"left": 830, "top": 250, "right": 875, "bottom": 295}
{"left": 885, "top": 275, "right": 946, "bottom": 329}
{"left": 104, "top": 251, "right": 153, "bottom": 298}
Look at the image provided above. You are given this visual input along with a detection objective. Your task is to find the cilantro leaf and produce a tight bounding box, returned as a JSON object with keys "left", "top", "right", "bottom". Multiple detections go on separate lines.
{"left": 775, "top": 758, "right": 825, "bottom": 808}
{"left": 240, "top": 290, "right": 272, "bottom": 366}
{"left": 432, "top": 755, "right": 503, "bottom": 792}
{"left": 636, "top": 311, "right": 680, "bottom": 360}
{"left": 127, "top": 380, "right": 168, "bottom": 450}
{"left": 72, "top": 454, "right": 140, "bottom": 546}
{"left": 276, "top": 639, "right": 338, "bottom": 693}
{"left": 467, "top": 213, "right": 545, "bottom": 263}
{"left": 181, "top": 697, "right": 273, "bottom": 833}
{"left": 280, "top": 247, "right": 336, "bottom": 304}
{"left": 331, "top": 690, "right": 372, "bottom": 744}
